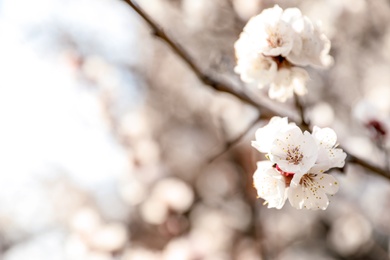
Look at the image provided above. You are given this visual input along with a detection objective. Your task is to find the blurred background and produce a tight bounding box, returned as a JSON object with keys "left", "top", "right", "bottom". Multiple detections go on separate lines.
{"left": 0, "top": 0, "right": 390, "bottom": 259}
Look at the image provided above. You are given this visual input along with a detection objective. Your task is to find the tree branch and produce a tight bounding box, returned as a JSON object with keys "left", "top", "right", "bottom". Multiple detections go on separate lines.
{"left": 294, "top": 93, "right": 310, "bottom": 132}
{"left": 122, "top": 0, "right": 281, "bottom": 119}
{"left": 122, "top": 0, "right": 390, "bottom": 180}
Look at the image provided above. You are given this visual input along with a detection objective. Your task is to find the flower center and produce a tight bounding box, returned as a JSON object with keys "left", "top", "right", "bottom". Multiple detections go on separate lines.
{"left": 267, "top": 33, "right": 283, "bottom": 48}
{"left": 299, "top": 173, "right": 318, "bottom": 187}
{"left": 274, "top": 164, "right": 294, "bottom": 186}
{"left": 275, "top": 164, "right": 294, "bottom": 176}
{"left": 366, "top": 120, "right": 387, "bottom": 137}
{"left": 286, "top": 146, "right": 303, "bottom": 165}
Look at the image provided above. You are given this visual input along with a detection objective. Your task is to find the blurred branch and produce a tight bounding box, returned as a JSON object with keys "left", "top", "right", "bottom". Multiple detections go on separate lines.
{"left": 347, "top": 154, "right": 390, "bottom": 180}
{"left": 207, "top": 113, "right": 262, "bottom": 164}
{"left": 294, "top": 93, "right": 310, "bottom": 132}
{"left": 122, "top": 0, "right": 278, "bottom": 119}
{"left": 123, "top": 0, "right": 390, "bottom": 180}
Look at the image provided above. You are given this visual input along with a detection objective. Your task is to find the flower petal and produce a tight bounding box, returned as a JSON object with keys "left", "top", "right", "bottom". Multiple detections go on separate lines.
{"left": 253, "top": 161, "right": 287, "bottom": 209}
{"left": 313, "top": 174, "right": 339, "bottom": 195}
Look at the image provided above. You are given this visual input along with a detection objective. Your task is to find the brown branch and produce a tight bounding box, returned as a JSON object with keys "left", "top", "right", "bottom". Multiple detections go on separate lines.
{"left": 347, "top": 153, "right": 389, "bottom": 179}
{"left": 122, "top": 0, "right": 390, "bottom": 180}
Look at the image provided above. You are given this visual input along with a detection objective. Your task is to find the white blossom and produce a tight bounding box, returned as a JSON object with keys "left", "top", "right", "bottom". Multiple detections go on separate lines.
{"left": 234, "top": 5, "right": 333, "bottom": 102}
{"left": 251, "top": 117, "right": 345, "bottom": 210}
{"left": 253, "top": 161, "right": 287, "bottom": 209}
{"left": 311, "top": 126, "right": 347, "bottom": 173}
{"left": 269, "top": 126, "right": 318, "bottom": 175}
{"left": 288, "top": 171, "right": 339, "bottom": 210}
{"left": 241, "top": 5, "right": 298, "bottom": 57}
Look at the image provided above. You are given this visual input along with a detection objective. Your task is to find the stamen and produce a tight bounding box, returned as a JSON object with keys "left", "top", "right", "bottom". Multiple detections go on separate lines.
{"left": 286, "top": 146, "right": 304, "bottom": 165}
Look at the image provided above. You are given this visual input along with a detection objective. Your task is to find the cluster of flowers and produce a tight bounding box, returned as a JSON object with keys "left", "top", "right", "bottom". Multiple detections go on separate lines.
{"left": 234, "top": 5, "right": 333, "bottom": 102}
{"left": 252, "top": 117, "right": 346, "bottom": 210}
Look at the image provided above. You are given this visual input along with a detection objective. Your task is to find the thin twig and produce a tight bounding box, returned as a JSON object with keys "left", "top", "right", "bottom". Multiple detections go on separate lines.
{"left": 123, "top": 0, "right": 390, "bottom": 180}
{"left": 207, "top": 114, "right": 262, "bottom": 164}
{"left": 294, "top": 93, "right": 310, "bottom": 132}
{"left": 347, "top": 154, "right": 389, "bottom": 179}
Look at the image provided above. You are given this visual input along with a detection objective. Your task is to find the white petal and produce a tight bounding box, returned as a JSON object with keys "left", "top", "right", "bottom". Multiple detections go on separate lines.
{"left": 331, "top": 148, "right": 347, "bottom": 168}
{"left": 313, "top": 174, "right": 339, "bottom": 195}
{"left": 286, "top": 17, "right": 333, "bottom": 68}
{"left": 270, "top": 127, "right": 318, "bottom": 174}
{"left": 253, "top": 161, "right": 287, "bottom": 209}
{"left": 303, "top": 189, "right": 329, "bottom": 210}
{"left": 288, "top": 186, "right": 305, "bottom": 209}
{"left": 311, "top": 126, "right": 346, "bottom": 171}
{"left": 289, "top": 172, "right": 338, "bottom": 210}
{"left": 252, "top": 117, "right": 289, "bottom": 153}
{"left": 312, "top": 126, "right": 337, "bottom": 148}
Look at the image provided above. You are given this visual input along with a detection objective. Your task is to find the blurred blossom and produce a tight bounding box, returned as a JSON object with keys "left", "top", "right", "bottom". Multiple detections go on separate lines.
{"left": 182, "top": 0, "right": 233, "bottom": 31}
{"left": 140, "top": 177, "right": 193, "bottom": 225}
{"left": 85, "top": 252, "right": 112, "bottom": 260}
{"left": 220, "top": 196, "right": 252, "bottom": 231}
{"left": 328, "top": 213, "right": 373, "bottom": 256}
{"left": 86, "top": 223, "right": 128, "bottom": 252}
{"left": 277, "top": 245, "right": 335, "bottom": 260}
{"left": 133, "top": 138, "right": 161, "bottom": 166}
{"left": 190, "top": 204, "right": 235, "bottom": 253}
{"left": 3, "top": 231, "right": 66, "bottom": 260}
{"left": 120, "top": 178, "right": 148, "bottom": 206}
{"left": 232, "top": 0, "right": 261, "bottom": 21}
{"left": 152, "top": 178, "right": 194, "bottom": 213}
{"left": 70, "top": 207, "right": 102, "bottom": 237}
{"left": 119, "top": 111, "right": 150, "bottom": 141}
{"left": 65, "top": 234, "right": 89, "bottom": 260}
{"left": 196, "top": 162, "right": 240, "bottom": 201}
{"left": 123, "top": 247, "right": 161, "bottom": 260}
{"left": 235, "top": 238, "right": 262, "bottom": 260}
{"left": 307, "top": 102, "right": 335, "bottom": 127}
{"left": 261, "top": 208, "right": 319, "bottom": 248}
{"left": 353, "top": 99, "right": 390, "bottom": 147}
{"left": 70, "top": 207, "right": 128, "bottom": 253}
{"left": 140, "top": 197, "right": 169, "bottom": 225}
{"left": 211, "top": 94, "right": 258, "bottom": 140}
{"left": 162, "top": 237, "right": 196, "bottom": 260}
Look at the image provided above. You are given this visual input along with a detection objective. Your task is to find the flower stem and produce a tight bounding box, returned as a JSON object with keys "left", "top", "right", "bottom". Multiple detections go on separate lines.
{"left": 294, "top": 93, "right": 310, "bottom": 132}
